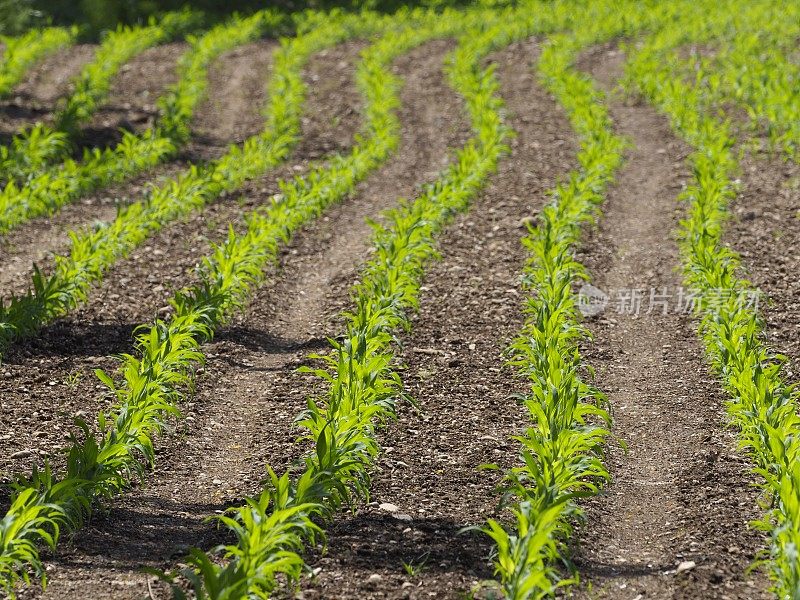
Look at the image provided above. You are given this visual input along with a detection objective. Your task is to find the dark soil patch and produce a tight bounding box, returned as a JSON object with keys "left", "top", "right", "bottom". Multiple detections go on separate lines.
{"left": 725, "top": 154, "right": 800, "bottom": 383}
{"left": 289, "top": 39, "right": 579, "bottom": 600}
{"left": 78, "top": 42, "right": 187, "bottom": 151}
{"left": 568, "top": 44, "right": 769, "bottom": 600}
{"left": 18, "top": 38, "right": 470, "bottom": 600}
{"left": 0, "top": 44, "right": 97, "bottom": 140}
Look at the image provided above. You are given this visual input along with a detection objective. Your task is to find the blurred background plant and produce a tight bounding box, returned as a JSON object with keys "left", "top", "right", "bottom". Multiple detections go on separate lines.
{"left": 0, "top": 0, "right": 514, "bottom": 38}
{"left": 0, "top": 0, "right": 40, "bottom": 34}
{"left": 0, "top": 0, "right": 513, "bottom": 40}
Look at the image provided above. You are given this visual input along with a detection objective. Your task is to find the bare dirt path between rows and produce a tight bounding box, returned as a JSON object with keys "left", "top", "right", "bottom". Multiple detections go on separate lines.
{"left": 568, "top": 45, "right": 768, "bottom": 600}
{"left": 0, "top": 42, "right": 360, "bottom": 483}
{"left": 287, "top": 38, "right": 579, "bottom": 600}
{"left": 0, "top": 37, "right": 279, "bottom": 300}
{"left": 184, "top": 39, "right": 278, "bottom": 162}
{"left": 0, "top": 44, "right": 97, "bottom": 140}
{"left": 11, "top": 38, "right": 469, "bottom": 600}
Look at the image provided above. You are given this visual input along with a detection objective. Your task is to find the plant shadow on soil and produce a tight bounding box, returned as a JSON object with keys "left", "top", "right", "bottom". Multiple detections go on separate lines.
{"left": 5, "top": 320, "right": 330, "bottom": 360}
{"left": 0, "top": 103, "right": 50, "bottom": 129}
{"left": 35, "top": 498, "right": 236, "bottom": 566}
{"left": 298, "top": 513, "right": 496, "bottom": 577}
{"left": 71, "top": 124, "right": 141, "bottom": 154}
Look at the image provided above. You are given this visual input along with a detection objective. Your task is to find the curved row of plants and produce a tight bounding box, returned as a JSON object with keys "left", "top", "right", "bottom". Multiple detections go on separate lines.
{"left": 0, "top": 27, "right": 76, "bottom": 98}
{"left": 0, "top": 10, "right": 281, "bottom": 235}
{"left": 479, "top": 17, "right": 627, "bottom": 598}
{"left": 0, "top": 11, "right": 200, "bottom": 183}
{"left": 0, "top": 10, "right": 366, "bottom": 358}
{"left": 624, "top": 19, "right": 800, "bottom": 599}
{"left": 155, "top": 9, "right": 542, "bottom": 598}
{"left": 0, "top": 10, "right": 434, "bottom": 597}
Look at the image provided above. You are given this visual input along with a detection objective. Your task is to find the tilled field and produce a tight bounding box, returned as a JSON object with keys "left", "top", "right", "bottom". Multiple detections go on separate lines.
{"left": 1, "top": 3, "right": 799, "bottom": 600}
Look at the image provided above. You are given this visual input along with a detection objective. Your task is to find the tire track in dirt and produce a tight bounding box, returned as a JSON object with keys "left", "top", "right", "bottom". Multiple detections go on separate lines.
{"left": 568, "top": 45, "right": 769, "bottom": 600}
{"left": 725, "top": 154, "right": 800, "bottom": 384}
{"left": 289, "top": 39, "right": 579, "bottom": 600}
{"left": 81, "top": 42, "right": 187, "bottom": 149}
{"left": 0, "top": 43, "right": 357, "bottom": 485}
{"left": 22, "top": 39, "right": 470, "bottom": 600}
{"left": 0, "top": 39, "right": 280, "bottom": 302}
{"left": 184, "top": 39, "right": 278, "bottom": 162}
{"left": 0, "top": 44, "right": 97, "bottom": 139}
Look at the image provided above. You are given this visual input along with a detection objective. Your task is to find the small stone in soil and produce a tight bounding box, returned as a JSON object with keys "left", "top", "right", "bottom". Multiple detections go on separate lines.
{"left": 676, "top": 560, "right": 696, "bottom": 573}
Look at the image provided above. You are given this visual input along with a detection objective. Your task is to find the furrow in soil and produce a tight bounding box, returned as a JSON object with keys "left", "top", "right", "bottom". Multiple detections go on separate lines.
{"left": 568, "top": 44, "right": 769, "bottom": 600}
{"left": 289, "top": 39, "right": 579, "bottom": 600}
{"left": 724, "top": 153, "right": 800, "bottom": 383}
{"left": 183, "top": 39, "right": 277, "bottom": 162}
{"left": 22, "top": 38, "right": 470, "bottom": 600}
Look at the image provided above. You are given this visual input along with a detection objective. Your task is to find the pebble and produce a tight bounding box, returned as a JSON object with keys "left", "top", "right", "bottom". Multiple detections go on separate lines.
{"left": 676, "top": 560, "right": 696, "bottom": 573}
{"left": 379, "top": 502, "right": 399, "bottom": 513}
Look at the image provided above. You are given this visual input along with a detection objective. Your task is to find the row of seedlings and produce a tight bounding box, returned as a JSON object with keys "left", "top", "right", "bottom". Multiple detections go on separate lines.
{"left": 479, "top": 12, "right": 628, "bottom": 596}
{"left": 0, "top": 27, "right": 76, "bottom": 98}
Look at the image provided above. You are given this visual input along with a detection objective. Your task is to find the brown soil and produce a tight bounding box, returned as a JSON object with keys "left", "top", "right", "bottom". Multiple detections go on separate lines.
{"left": 286, "top": 39, "right": 580, "bottom": 600}
{"left": 0, "top": 42, "right": 361, "bottom": 484}
{"left": 567, "top": 45, "right": 769, "bottom": 600}
{"left": 0, "top": 44, "right": 96, "bottom": 139}
{"left": 15, "top": 38, "right": 471, "bottom": 600}
{"left": 725, "top": 154, "right": 800, "bottom": 383}
{"left": 184, "top": 40, "right": 278, "bottom": 162}
{"left": 80, "top": 42, "right": 188, "bottom": 149}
